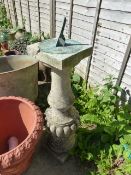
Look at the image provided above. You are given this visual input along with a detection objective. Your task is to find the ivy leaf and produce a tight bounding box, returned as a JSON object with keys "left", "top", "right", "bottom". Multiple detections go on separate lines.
{"left": 72, "top": 74, "right": 81, "bottom": 83}
{"left": 110, "top": 105, "right": 115, "bottom": 112}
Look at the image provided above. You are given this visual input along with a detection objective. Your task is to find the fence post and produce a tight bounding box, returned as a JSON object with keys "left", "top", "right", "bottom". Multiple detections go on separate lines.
{"left": 6, "top": 0, "right": 12, "bottom": 24}
{"left": 116, "top": 36, "right": 131, "bottom": 87}
{"left": 50, "top": 0, "right": 56, "bottom": 38}
{"left": 11, "top": 0, "right": 18, "bottom": 27}
{"left": 68, "top": 0, "right": 74, "bottom": 39}
{"left": 27, "top": 0, "right": 31, "bottom": 32}
{"left": 86, "top": 0, "right": 102, "bottom": 84}
{"left": 37, "top": 0, "right": 41, "bottom": 35}
{"left": 19, "top": 0, "right": 24, "bottom": 27}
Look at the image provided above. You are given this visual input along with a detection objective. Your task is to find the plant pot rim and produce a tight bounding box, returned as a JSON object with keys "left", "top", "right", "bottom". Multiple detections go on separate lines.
{"left": 0, "top": 55, "right": 38, "bottom": 75}
{"left": 0, "top": 96, "right": 43, "bottom": 168}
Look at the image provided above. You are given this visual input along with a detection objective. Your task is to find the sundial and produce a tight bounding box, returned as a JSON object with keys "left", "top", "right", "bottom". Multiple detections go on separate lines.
{"left": 34, "top": 17, "right": 92, "bottom": 162}
{"left": 39, "top": 17, "right": 82, "bottom": 54}
{"left": 37, "top": 17, "right": 92, "bottom": 70}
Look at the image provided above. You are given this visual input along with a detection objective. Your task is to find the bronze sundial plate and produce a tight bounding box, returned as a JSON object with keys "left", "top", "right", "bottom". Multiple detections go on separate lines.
{"left": 39, "top": 38, "right": 83, "bottom": 54}
{"left": 37, "top": 39, "right": 92, "bottom": 70}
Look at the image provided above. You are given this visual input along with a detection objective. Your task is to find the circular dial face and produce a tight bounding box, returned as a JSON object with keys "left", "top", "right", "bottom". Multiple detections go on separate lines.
{"left": 39, "top": 38, "right": 83, "bottom": 54}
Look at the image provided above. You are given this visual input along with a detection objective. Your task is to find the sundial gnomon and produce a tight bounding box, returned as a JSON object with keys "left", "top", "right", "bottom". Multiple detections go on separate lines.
{"left": 39, "top": 17, "right": 83, "bottom": 54}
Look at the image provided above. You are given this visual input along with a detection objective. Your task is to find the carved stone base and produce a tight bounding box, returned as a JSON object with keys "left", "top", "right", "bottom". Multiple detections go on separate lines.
{"left": 45, "top": 106, "right": 79, "bottom": 155}
{"left": 46, "top": 143, "right": 70, "bottom": 163}
{"left": 48, "top": 131, "right": 75, "bottom": 153}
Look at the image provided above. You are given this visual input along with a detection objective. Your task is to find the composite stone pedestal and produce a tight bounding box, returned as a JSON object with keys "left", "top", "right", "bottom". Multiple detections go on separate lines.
{"left": 27, "top": 41, "right": 92, "bottom": 162}
{"left": 45, "top": 67, "right": 79, "bottom": 161}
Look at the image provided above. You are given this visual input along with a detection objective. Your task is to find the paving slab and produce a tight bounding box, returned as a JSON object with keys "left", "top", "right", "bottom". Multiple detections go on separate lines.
{"left": 23, "top": 135, "right": 89, "bottom": 175}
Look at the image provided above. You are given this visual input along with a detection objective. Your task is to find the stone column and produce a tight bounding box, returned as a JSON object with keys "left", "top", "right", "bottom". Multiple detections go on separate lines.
{"left": 45, "top": 66, "right": 80, "bottom": 160}
{"left": 27, "top": 41, "right": 92, "bottom": 162}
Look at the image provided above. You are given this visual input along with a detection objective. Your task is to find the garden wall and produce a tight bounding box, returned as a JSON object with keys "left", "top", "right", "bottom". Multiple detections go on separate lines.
{"left": 1, "top": 0, "right": 131, "bottom": 95}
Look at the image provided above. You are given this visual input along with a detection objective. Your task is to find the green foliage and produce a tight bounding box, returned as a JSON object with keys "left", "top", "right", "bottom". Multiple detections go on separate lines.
{"left": 0, "top": 3, "right": 12, "bottom": 29}
{"left": 8, "top": 30, "right": 50, "bottom": 54}
{"left": 0, "top": 3, "right": 12, "bottom": 55}
{"left": 71, "top": 74, "right": 131, "bottom": 174}
{"left": 0, "top": 3, "right": 50, "bottom": 55}
{"left": 25, "top": 32, "right": 50, "bottom": 45}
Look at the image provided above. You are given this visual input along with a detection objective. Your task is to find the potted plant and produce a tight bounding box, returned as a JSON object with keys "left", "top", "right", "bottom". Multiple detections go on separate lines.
{"left": 0, "top": 96, "right": 44, "bottom": 175}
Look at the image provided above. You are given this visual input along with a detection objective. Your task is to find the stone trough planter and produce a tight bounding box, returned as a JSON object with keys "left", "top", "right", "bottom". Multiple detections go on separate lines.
{"left": 0, "top": 96, "right": 43, "bottom": 175}
{"left": 0, "top": 55, "right": 38, "bottom": 101}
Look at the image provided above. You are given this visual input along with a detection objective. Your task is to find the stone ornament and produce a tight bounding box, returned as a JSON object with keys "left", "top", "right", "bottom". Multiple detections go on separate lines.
{"left": 44, "top": 67, "right": 80, "bottom": 155}
{"left": 0, "top": 96, "right": 44, "bottom": 175}
{"left": 27, "top": 35, "right": 92, "bottom": 161}
{"left": 46, "top": 106, "right": 79, "bottom": 138}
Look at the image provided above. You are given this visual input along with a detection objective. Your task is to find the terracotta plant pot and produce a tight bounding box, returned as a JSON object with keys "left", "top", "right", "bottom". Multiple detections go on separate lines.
{"left": 1, "top": 41, "right": 9, "bottom": 50}
{"left": 0, "top": 96, "right": 44, "bottom": 175}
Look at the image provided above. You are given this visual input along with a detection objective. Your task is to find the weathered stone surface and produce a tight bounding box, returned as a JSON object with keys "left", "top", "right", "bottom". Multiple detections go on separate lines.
{"left": 45, "top": 67, "right": 80, "bottom": 157}
{"left": 27, "top": 43, "right": 40, "bottom": 57}
{"left": 36, "top": 44, "right": 92, "bottom": 70}
{"left": 28, "top": 40, "right": 92, "bottom": 162}
{"left": 63, "top": 126, "right": 71, "bottom": 136}
{"left": 0, "top": 55, "right": 38, "bottom": 101}
{"left": 27, "top": 43, "right": 51, "bottom": 82}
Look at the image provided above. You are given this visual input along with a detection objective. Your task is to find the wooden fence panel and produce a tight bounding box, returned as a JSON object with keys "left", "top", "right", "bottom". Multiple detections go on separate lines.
{"left": 72, "top": 0, "right": 97, "bottom": 79}
{"left": 3, "top": 0, "right": 12, "bottom": 21}
{"left": 1, "top": 0, "right": 131, "bottom": 95}
{"left": 39, "top": 0, "right": 50, "bottom": 35}
{"left": 55, "top": 0, "right": 70, "bottom": 38}
{"left": 29, "top": 0, "right": 39, "bottom": 33}
{"left": 15, "top": 0, "right": 23, "bottom": 27}
{"left": 7, "top": 0, "right": 17, "bottom": 27}
{"left": 20, "top": 0, "right": 30, "bottom": 31}
{"left": 88, "top": 0, "right": 131, "bottom": 88}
